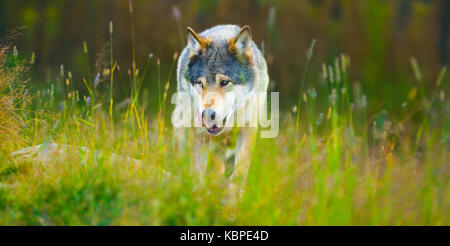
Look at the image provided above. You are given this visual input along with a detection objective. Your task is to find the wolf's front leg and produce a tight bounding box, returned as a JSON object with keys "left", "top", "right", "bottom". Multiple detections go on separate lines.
{"left": 228, "top": 127, "right": 257, "bottom": 201}
{"left": 191, "top": 130, "right": 210, "bottom": 184}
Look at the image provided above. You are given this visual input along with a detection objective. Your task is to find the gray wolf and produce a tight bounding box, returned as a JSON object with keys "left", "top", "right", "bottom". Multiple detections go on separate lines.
{"left": 174, "top": 24, "right": 269, "bottom": 198}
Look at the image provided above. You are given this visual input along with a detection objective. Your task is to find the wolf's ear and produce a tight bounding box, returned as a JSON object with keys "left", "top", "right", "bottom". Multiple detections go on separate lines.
{"left": 228, "top": 25, "right": 252, "bottom": 60}
{"left": 186, "top": 27, "right": 210, "bottom": 56}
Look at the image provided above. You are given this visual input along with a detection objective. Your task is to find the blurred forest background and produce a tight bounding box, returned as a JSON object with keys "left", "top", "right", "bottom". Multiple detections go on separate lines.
{"left": 0, "top": 0, "right": 449, "bottom": 112}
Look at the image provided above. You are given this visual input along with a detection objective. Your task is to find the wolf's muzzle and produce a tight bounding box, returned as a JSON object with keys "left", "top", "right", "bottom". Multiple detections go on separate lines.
{"left": 202, "top": 108, "right": 226, "bottom": 136}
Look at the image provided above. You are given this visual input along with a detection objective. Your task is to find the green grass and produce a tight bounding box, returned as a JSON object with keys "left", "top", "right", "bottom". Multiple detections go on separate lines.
{"left": 0, "top": 30, "right": 449, "bottom": 226}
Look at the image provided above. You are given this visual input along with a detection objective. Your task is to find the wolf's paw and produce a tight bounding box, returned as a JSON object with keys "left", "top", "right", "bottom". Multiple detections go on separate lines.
{"left": 221, "top": 181, "right": 245, "bottom": 208}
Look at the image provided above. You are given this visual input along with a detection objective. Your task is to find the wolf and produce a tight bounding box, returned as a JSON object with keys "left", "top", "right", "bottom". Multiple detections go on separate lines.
{"left": 173, "top": 24, "right": 269, "bottom": 198}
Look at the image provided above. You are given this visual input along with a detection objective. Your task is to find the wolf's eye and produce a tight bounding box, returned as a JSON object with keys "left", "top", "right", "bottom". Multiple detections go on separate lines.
{"left": 195, "top": 80, "right": 203, "bottom": 88}
{"left": 220, "top": 80, "right": 231, "bottom": 87}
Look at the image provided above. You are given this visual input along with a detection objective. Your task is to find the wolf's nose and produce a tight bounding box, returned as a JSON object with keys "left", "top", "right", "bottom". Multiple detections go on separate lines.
{"left": 202, "top": 108, "right": 216, "bottom": 122}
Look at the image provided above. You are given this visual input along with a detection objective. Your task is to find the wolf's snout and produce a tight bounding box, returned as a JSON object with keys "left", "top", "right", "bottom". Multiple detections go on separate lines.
{"left": 202, "top": 108, "right": 219, "bottom": 132}
{"left": 202, "top": 108, "right": 215, "bottom": 121}
{"left": 202, "top": 108, "right": 226, "bottom": 136}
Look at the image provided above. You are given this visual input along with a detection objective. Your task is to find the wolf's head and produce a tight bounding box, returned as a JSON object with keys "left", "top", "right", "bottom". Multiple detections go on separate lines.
{"left": 184, "top": 25, "right": 255, "bottom": 136}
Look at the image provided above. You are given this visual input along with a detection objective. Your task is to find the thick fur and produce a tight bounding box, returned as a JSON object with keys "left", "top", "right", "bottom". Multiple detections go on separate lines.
{"left": 174, "top": 25, "right": 269, "bottom": 199}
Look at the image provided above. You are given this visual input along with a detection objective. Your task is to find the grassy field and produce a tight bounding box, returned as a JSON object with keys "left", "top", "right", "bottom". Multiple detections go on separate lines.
{"left": 0, "top": 32, "right": 449, "bottom": 225}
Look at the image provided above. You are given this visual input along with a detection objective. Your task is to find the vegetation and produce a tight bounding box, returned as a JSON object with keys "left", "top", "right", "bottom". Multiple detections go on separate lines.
{"left": 0, "top": 1, "right": 448, "bottom": 225}
{"left": 0, "top": 45, "right": 31, "bottom": 151}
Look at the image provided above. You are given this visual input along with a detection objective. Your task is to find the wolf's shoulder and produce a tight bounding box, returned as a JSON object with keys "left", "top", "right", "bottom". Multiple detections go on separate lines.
{"left": 199, "top": 25, "right": 241, "bottom": 40}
